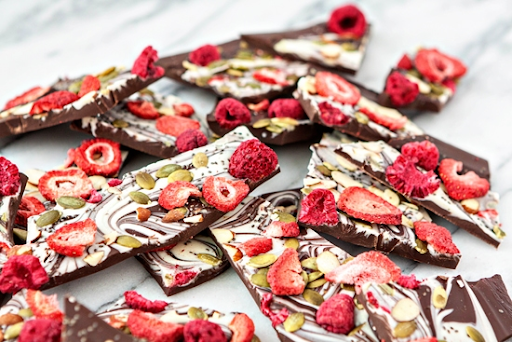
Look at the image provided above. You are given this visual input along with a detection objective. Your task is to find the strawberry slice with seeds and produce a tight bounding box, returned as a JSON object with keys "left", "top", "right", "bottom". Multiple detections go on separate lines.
{"left": 126, "top": 101, "right": 159, "bottom": 120}
{"left": 156, "top": 115, "right": 201, "bottom": 137}
{"left": 47, "top": 218, "right": 97, "bottom": 257}
{"left": 315, "top": 72, "right": 361, "bottom": 105}
{"left": 240, "top": 237, "right": 273, "bottom": 257}
{"left": 26, "top": 289, "right": 64, "bottom": 322}
{"left": 438, "top": 158, "right": 490, "bottom": 201}
{"left": 15, "top": 196, "right": 46, "bottom": 227}
{"left": 337, "top": 187, "right": 402, "bottom": 225}
{"left": 38, "top": 169, "right": 94, "bottom": 201}
{"left": 415, "top": 48, "right": 467, "bottom": 83}
{"left": 4, "top": 86, "right": 50, "bottom": 110}
{"left": 253, "top": 68, "right": 290, "bottom": 86}
{"left": 359, "top": 106, "right": 407, "bottom": 131}
{"left": 173, "top": 103, "right": 195, "bottom": 117}
{"left": 202, "top": 176, "right": 249, "bottom": 212}
{"left": 414, "top": 221, "right": 460, "bottom": 255}
{"left": 29, "top": 90, "right": 79, "bottom": 115}
{"left": 127, "top": 310, "right": 184, "bottom": 342}
{"left": 229, "top": 313, "right": 255, "bottom": 342}
{"left": 77, "top": 75, "right": 100, "bottom": 97}
{"left": 73, "top": 138, "right": 122, "bottom": 177}
{"left": 158, "top": 181, "right": 202, "bottom": 211}
{"left": 267, "top": 248, "right": 305, "bottom": 296}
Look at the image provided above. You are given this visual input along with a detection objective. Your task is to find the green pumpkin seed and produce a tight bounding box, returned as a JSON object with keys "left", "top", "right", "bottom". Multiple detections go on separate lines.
{"left": 253, "top": 119, "right": 271, "bottom": 129}
{"left": 195, "top": 76, "right": 210, "bottom": 87}
{"left": 68, "top": 79, "right": 83, "bottom": 94}
{"left": 116, "top": 235, "right": 142, "bottom": 248}
{"left": 301, "top": 257, "right": 318, "bottom": 271}
{"left": 18, "top": 308, "right": 33, "bottom": 318}
{"left": 257, "top": 268, "right": 269, "bottom": 276}
{"left": 251, "top": 335, "right": 261, "bottom": 342}
{"left": 378, "top": 283, "right": 395, "bottom": 296}
{"left": 466, "top": 326, "right": 485, "bottom": 342}
{"left": 246, "top": 83, "right": 261, "bottom": 89}
{"left": 348, "top": 323, "right": 365, "bottom": 336}
{"left": 97, "top": 66, "right": 117, "bottom": 78}
{"left": 112, "top": 119, "right": 129, "bottom": 128}
{"left": 307, "top": 278, "right": 327, "bottom": 289}
{"left": 266, "top": 125, "right": 284, "bottom": 134}
{"left": 301, "top": 271, "right": 309, "bottom": 285}
{"left": 162, "top": 207, "right": 188, "bottom": 223}
{"left": 227, "top": 69, "right": 244, "bottom": 77}
{"left": 283, "top": 312, "right": 305, "bottom": 333}
{"left": 188, "top": 307, "right": 208, "bottom": 320}
{"left": 322, "top": 162, "right": 338, "bottom": 171}
{"left": 4, "top": 321, "right": 24, "bottom": 340}
{"left": 247, "top": 254, "right": 277, "bottom": 268}
{"left": 302, "top": 289, "right": 324, "bottom": 306}
{"left": 207, "top": 59, "right": 228, "bottom": 69}
{"left": 393, "top": 321, "right": 417, "bottom": 338}
{"left": 250, "top": 273, "right": 270, "bottom": 287}
{"left": 13, "top": 228, "right": 27, "bottom": 242}
{"left": 36, "top": 210, "right": 61, "bottom": 227}
{"left": 429, "top": 83, "right": 445, "bottom": 96}
{"left": 316, "top": 165, "right": 331, "bottom": 177}
{"left": 354, "top": 111, "right": 369, "bottom": 124}
{"left": 493, "top": 225, "right": 506, "bottom": 239}
{"left": 308, "top": 271, "right": 324, "bottom": 283}
{"left": 168, "top": 169, "right": 193, "bottom": 183}
{"left": 283, "top": 238, "right": 299, "bottom": 250}
{"left": 136, "top": 172, "right": 155, "bottom": 190}
{"left": 341, "top": 42, "right": 357, "bottom": 51}
{"left": 138, "top": 88, "right": 155, "bottom": 96}
{"left": 415, "top": 239, "right": 428, "bottom": 254}
{"left": 57, "top": 196, "right": 86, "bottom": 209}
{"left": 192, "top": 153, "right": 208, "bottom": 168}
{"left": 406, "top": 69, "right": 422, "bottom": 79}
{"left": 129, "top": 191, "right": 151, "bottom": 205}
{"left": 156, "top": 164, "right": 182, "bottom": 178}
{"left": 276, "top": 211, "right": 296, "bottom": 223}
{"left": 197, "top": 253, "right": 222, "bottom": 266}
{"left": 235, "top": 50, "right": 254, "bottom": 60}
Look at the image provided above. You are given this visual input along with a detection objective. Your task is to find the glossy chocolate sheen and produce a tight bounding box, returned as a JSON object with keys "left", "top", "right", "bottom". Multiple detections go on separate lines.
{"left": 0, "top": 174, "right": 27, "bottom": 246}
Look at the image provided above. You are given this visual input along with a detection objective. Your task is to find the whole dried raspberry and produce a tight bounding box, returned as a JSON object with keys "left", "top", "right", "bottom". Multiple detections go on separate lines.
{"left": 183, "top": 319, "right": 227, "bottom": 342}
{"left": 386, "top": 155, "right": 440, "bottom": 198}
{"left": 260, "top": 293, "right": 289, "bottom": 327}
{"left": 214, "top": 98, "right": 251, "bottom": 130}
{"left": 18, "top": 318, "right": 62, "bottom": 342}
{"left": 327, "top": 4, "right": 367, "bottom": 38}
{"left": 228, "top": 139, "right": 278, "bottom": 182}
{"left": 131, "top": 46, "right": 165, "bottom": 80}
{"left": 318, "top": 102, "right": 350, "bottom": 126}
{"left": 267, "top": 99, "right": 306, "bottom": 120}
{"left": 29, "top": 91, "right": 79, "bottom": 115}
{"left": 124, "top": 291, "right": 168, "bottom": 313}
{"left": 175, "top": 129, "right": 208, "bottom": 153}
{"left": 0, "top": 156, "right": 20, "bottom": 196}
{"left": 189, "top": 44, "right": 221, "bottom": 67}
{"left": 401, "top": 140, "right": 440, "bottom": 171}
{"left": 414, "top": 221, "right": 460, "bottom": 255}
{"left": 397, "top": 274, "right": 421, "bottom": 289}
{"left": 396, "top": 54, "right": 413, "bottom": 70}
{"left": 385, "top": 71, "right": 419, "bottom": 107}
{"left": 298, "top": 189, "right": 339, "bottom": 226}
{"left": 315, "top": 293, "right": 354, "bottom": 334}
{"left": 0, "top": 255, "right": 49, "bottom": 293}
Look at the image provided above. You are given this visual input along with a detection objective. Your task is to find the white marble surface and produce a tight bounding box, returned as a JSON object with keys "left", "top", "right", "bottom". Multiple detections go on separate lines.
{"left": 1, "top": 0, "right": 512, "bottom": 341}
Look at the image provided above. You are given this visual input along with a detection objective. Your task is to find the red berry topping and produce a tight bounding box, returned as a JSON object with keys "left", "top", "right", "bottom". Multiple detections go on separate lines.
{"left": 247, "top": 99, "right": 270, "bottom": 112}
{"left": 229, "top": 313, "right": 255, "bottom": 342}
{"left": 214, "top": 98, "right": 251, "bottom": 130}
{"left": 184, "top": 319, "right": 227, "bottom": 342}
{"left": 228, "top": 139, "right": 278, "bottom": 182}
{"left": 315, "top": 72, "right": 361, "bottom": 105}
{"left": 386, "top": 155, "right": 440, "bottom": 198}
{"left": 442, "top": 79, "right": 457, "bottom": 93}
{"left": 298, "top": 189, "right": 339, "bottom": 226}
{"left": 18, "top": 318, "right": 62, "bottom": 342}
{"left": 124, "top": 291, "right": 168, "bottom": 313}
{"left": 267, "top": 248, "right": 305, "bottom": 296}
{"left": 397, "top": 274, "right": 421, "bottom": 289}
{"left": 15, "top": 196, "right": 46, "bottom": 227}
{"left": 0, "top": 156, "right": 20, "bottom": 196}
{"left": 189, "top": 44, "right": 221, "bottom": 67}
{"left": 47, "top": 218, "right": 97, "bottom": 257}
{"left": 173, "top": 270, "right": 198, "bottom": 287}
{"left": 78, "top": 75, "right": 101, "bottom": 97}
{"left": 108, "top": 179, "right": 123, "bottom": 187}
{"left": 318, "top": 102, "right": 350, "bottom": 127}
{"left": 358, "top": 106, "right": 407, "bottom": 131}
{"left": 173, "top": 103, "right": 195, "bottom": 117}
{"left": 260, "top": 293, "right": 289, "bottom": 327}
{"left": 4, "top": 86, "right": 50, "bottom": 111}
{"left": 126, "top": 101, "right": 160, "bottom": 120}
{"left": 240, "top": 237, "right": 273, "bottom": 257}
{"left": 63, "top": 148, "right": 75, "bottom": 168}
{"left": 202, "top": 176, "right": 249, "bottom": 212}
{"left": 29, "top": 90, "right": 79, "bottom": 115}
{"left": 263, "top": 221, "right": 300, "bottom": 238}
{"left": 159, "top": 181, "right": 202, "bottom": 211}
{"left": 315, "top": 293, "right": 354, "bottom": 334}
{"left": 438, "top": 158, "right": 490, "bottom": 201}
{"left": 0, "top": 255, "right": 49, "bottom": 293}
{"left": 415, "top": 48, "right": 467, "bottom": 83}
{"left": 26, "top": 289, "right": 64, "bottom": 321}
{"left": 131, "top": 45, "right": 165, "bottom": 80}
{"left": 337, "top": 187, "right": 402, "bottom": 225}
{"left": 156, "top": 115, "right": 201, "bottom": 137}
{"left": 385, "top": 71, "right": 420, "bottom": 107}
{"left": 414, "top": 221, "right": 460, "bottom": 255}
{"left": 73, "top": 138, "right": 122, "bottom": 177}
{"left": 366, "top": 291, "right": 379, "bottom": 308}
{"left": 127, "top": 309, "right": 184, "bottom": 342}
{"left": 327, "top": 4, "right": 367, "bottom": 38}
{"left": 401, "top": 140, "right": 440, "bottom": 171}
{"left": 87, "top": 190, "right": 102, "bottom": 203}
{"left": 267, "top": 99, "right": 306, "bottom": 120}
{"left": 396, "top": 54, "right": 413, "bottom": 70}
{"left": 175, "top": 129, "right": 208, "bottom": 153}
{"left": 38, "top": 169, "right": 94, "bottom": 201}
{"left": 253, "top": 68, "right": 289, "bottom": 86}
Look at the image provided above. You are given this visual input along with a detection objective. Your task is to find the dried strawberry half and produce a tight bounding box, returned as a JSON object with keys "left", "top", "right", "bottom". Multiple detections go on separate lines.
{"left": 298, "top": 189, "right": 339, "bottom": 226}
{"left": 0, "top": 255, "right": 49, "bottom": 293}
{"left": 267, "top": 248, "right": 305, "bottom": 296}
{"left": 189, "top": 44, "right": 221, "bottom": 67}
{"left": 267, "top": 99, "right": 306, "bottom": 120}
{"left": 229, "top": 313, "right": 255, "bottom": 342}
{"left": 397, "top": 54, "right": 413, "bottom": 70}
{"left": 316, "top": 293, "right": 354, "bottom": 334}
{"left": 131, "top": 45, "right": 165, "bottom": 80}
{"left": 214, "top": 98, "right": 251, "bottom": 130}
{"left": 4, "top": 86, "right": 50, "bottom": 110}
{"left": 26, "top": 289, "right": 64, "bottom": 322}
{"left": 337, "top": 187, "right": 402, "bottom": 225}
{"left": 438, "top": 158, "right": 490, "bottom": 201}
{"left": 183, "top": 319, "right": 227, "bottom": 342}
{"left": 327, "top": 4, "right": 366, "bottom": 38}
{"left": 228, "top": 139, "right": 278, "bottom": 182}
{"left": 317, "top": 102, "right": 350, "bottom": 127}
{"left": 415, "top": 48, "right": 467, "bottom": 83}
{"left": 73, "top": 138, "right": 122, "bottom": 177}
{"left": 78, "top": 75, "right": 100, "bottom": 97}
{"left": 0, "top": 156, "right": 20, "bottom": 196}
{"left": 176, "top": 129, "right": 208, "bottom": 153}
{"left": 29, "top": 90, "right": 79, "bottom": 115}
{"left": 202, "top": 176, "right": 249, "bottom": 212}
{"left": 38, "top": 169, "right": 94, "bottom": 201}
{"left": 253, "top": 68, "right": 290, "bottom": 86}
{"left": 128, "top": 309, "right": 184, "bottom": 342}
{"left": 18, "top": 318, "right": 62, "bottom": 342}
{"left": 358, "top": 106, "right": 407, "bottom": 131}
{"left": 401, "top": 140, "right": 439, "bottom": 171}
{"left": 156, "top": 115, "right": 201, "bottom": 137}
{"left": 15, "top": 196, "right": 46, "bottom": 227}
{"left": 47, "top": 218, "right": 97, "bottom": 257}
{"left": 159, "top": 181, "right": 202, "bottom": 210}
{"left": 315, "top": 72, "right": 361, "bottom": 105}
{"left": 174, "top": 103, "right": 195, "bottom": 117}
{"left": 414, "top": 221, "right": 460, "bottom": 255}
{"left": 263, "top": 221, "right": 300, "bottom": 238}
{"left": 124, "top": 290, "right": 168, "bottom": 313}
{"left": 384, "top": 71, "right": 419, "bottom": 107}
{"left": 126, "top": 101, "right": 159, "bottom": 120}
{"left": 240, "top": 237, "right": 273, "bottom": 257}
{"left": 386, "top": 155, "right": 440, "bottom": 198}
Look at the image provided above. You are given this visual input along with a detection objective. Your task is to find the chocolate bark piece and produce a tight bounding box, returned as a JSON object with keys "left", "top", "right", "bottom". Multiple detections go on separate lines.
{"left": 358, "top": 274, "right": 512, "bottom": 342}
{"left": 209, "top": 190, "right": 379, "bottom": 342}
{"left": 157, "top": 40, "right": 311, "bottom": 104}
{"left": 335, "top": 140, "right": 503, "bottom": 247}
{"left": 20, "top": 127, "right": 278, "bottom": 290}
{"left": 0, "top": 174, "right": 27, "bottom": 246}
{"left": 136, "top": 233, "right": 229, "bottom": 296}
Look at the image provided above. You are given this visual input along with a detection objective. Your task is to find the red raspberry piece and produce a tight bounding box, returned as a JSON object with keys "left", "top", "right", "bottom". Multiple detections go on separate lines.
{"left": 15, "top": 196, "right": 46, "bottom": 227}
{"left": 29, "top": 90, "right": 79, "bottom": 115}
{"left": 127, "top": 309, "right": 184, "bottom": 342}
{"left": 184, "top": 319, "right": 227, "bottom": 342}
{"left": 415, "top": 48, "right": 467, "bottom": 83}
{"left": 18, "top": 318, "right": 62, "bottom": 342}
{"left": 47, "top": 218, "right": 97, "bottom": 257}
{"left": 108, "top": 179, "right": 123, "bottom": 187}
{"left": 0, "top": 156, "right": 20, "bottom": 196}
{"left": 158, "top": 181, "right": 202, "bottom": 210}
{"left": 414, "top": 221, "right": 460, "bottom": 255}
{"left": 267, "top": 248, "right": 305, "bottom": 296}
{"left": 263, "top": 221, "right": 299, "bottom": 238}
{"left": 253, "top": 68, "right": 289, "bottom": 86}
{"left": 173, "top": 103, "right": 195, "bottom": 117}
{"left": 229, "top": 313, "right": 255, "bottom": 342}
{"left": 260, "top": 293, "right": 289, "bottom": 327}
{"left": 385, "top": 155, "right": 440, "bottom": 198}
{"left": 396, "top": 54, "right": 413, "bottom": 70}
{"left": 156, "top": 115, "right": 201, "bottom": 137}
{"left": 358, "top": 106, "right": 407, "bottom": 131}
{"left": 315, "top": 72, "right": 361, "bottom": 105}
{"left": 248, "top": 99, "right": 270, "bottom": 112}
{"left": 124, "top": 291, "right": 168, "bottom": 313}
{"left": 401, "top": 140, "right": 440, "bottom": 171}
{"left": 175, "top": 129, "right": 208, "bottom": 153}
{"left": 63, "top": 148, "right": 75, "bottom": 168}
{"left": 4, "top": 86, "right": 50, "bottom": 110}
{"left": 87, "top": 190, "right": 102, "bottom": 203}
{"left": 214, "top": 98, "right": 251, "bottom": 130}
{"left": 173, "top": 270, "right": 198, "bottom": 287}
{"left": 73, "top": 138, "right": 122, "bottom": 177}
{"left": 189, "top": 44, "right": 221, "bottom": 67}
{"left": 327, "top": 4, "right": 367, "bottom": 38}
{"left": 131, "top": 45, "right": 165, "bottom": 80}
{"left": 126, "top": 101, "right": 160, "bottom": 120}
{"left": 202, "top": 176, "right": 249, "bottom": 212}
{"left": 228, "top": 139, "right": 278, "bottom": 182}
{"left": 438, "top": 158, "right": 490, "bottom": 201}
{"left": 315, "top": 293, "right": 354, "bottom": 334}
{"left": 0, "top": 255, "right": 49, "bottom": 293}
{"left": 366, "top": 291, "right": 379, "bottom": 308}
{"left": 478, "top": 209, "right": 498, "bottom": 220}
{"left": 442, "top": 79, "right": 456, "bottom": 93}
{"left": 337, "top": 187, "right": 402, "bottom": 225}
{"left": 385, "top": 71, "right": 419, "bottom": 107}
{"left": 397, "top": 274, "right": 421, "bottom": 289}
{"left": 39, "top": 169, "right": 94, "bottom": 201}
{"left": 267, "top": 99, "right": 305, "bottom": 120}
{"left": 26, "top": 289, "right": 64, "bottom": 321}
{"left": 240, "top": 237, "right": 273, "bottom": 257}
{"left": 78, "top": 75, "right": 101, "bottom": 97}
{"left": 298, "top": 189, "right": 339, "bottom": 226}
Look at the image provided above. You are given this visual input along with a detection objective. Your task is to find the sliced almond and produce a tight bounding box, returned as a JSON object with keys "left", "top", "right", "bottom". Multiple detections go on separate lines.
{"left": 405, "top": 74, "right": 431, "bottom": 94}
{"left": 223, "top": 244, "right": 242, "bottom": 262}
{"left": 183, "top": 214, "right": 203, "bottom": 223}
{"left": 84, "top": 251, "right": 105, "bottom": 267}
{"left": 330, "top": 189, "right": 341, "bottom": 203}
{"left": 367, "top": 186, "right": 384, "bottom": 197}
{"left": 309, "top": 179, "right": 337, "bottom": 190}
{"left": 391, "top": 298, "right": 420, "bottom": 322}
{"left": 461, "top": 198, "right": 480, "bottom": 214}
{"left": 103, "top": 232, "right": 119, "bottom": 245}
{"left": 331, "top": 171, "right": 363, "bottom": 188}
{"left": 383, "top": 189, "right": 400, "bottom": 206}
{"left": 108, "top": 187, "right": 122, "bottom": 195}
{"left": 25, "top": 168, "right": 45, "bottom": 185}
{"left": 316, "top": 251, "right": 341, "bottom": 274}
{"left": 89, "top": 175, "right": 107, "bottom": 190}
{"left": 303, "top": 76, "right": 317, "bottom": 94}
{"left": 362, "top": 141, "right": 384, "bottom": 153}
{"left": 358, "top": 96, "right": 405, "bottom": 119}
{"left": 211, "top": 229, "right": 235, "bottom": 244}
{"left": 335, "top": 155, "right": 358, "bottom": 172}
{"left": 320, "top": 44, "right": 341, "bottom": 59}
{"left": 303, "top": 178, "right": 322, "bottom": 186}
{"left": 401, "top": 215, "right": 414, "bottom": 228}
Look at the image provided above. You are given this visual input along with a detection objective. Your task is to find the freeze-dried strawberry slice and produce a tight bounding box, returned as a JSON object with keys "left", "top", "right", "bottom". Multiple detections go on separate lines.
{"left": 173, "top": 103, "right": 195, "bottom": 117}
{"left": 156, "top": 115, "right": 201, "bottom": 137}
{"left": 397, "top": 274, "right": 421, "bottom": 289}
{"left": 263, "top": 221, "right": 300, "bottom": 238}
{"left": 124, "top": 290, "right": 168, "bottom": 313}
{"left": 202, "top": 176, "right": 249, "bottom": 212}
{"left": 415, "top": 48, "right": 467, "bottom": 83}
{"left": 189, "top": 44, "right": 221, "bottom": 67}
{"left": 386, "top": 155, "right": 440, "bottom": 198}
{"left": 159, "top": 181, "right": 202, "bottom": 210}
{"left": 414, "top": 221, "right": 460, "bottom": 255}
{"left": 315, "top": 72, "right": 361, "bottom": 105}
{"left": 229, "top": 313, "right": 255, "bottom": 342}
{"left": 126, "top": 101, "right": 159, "bottom": 120}
{"left": 73, "top": 138, "right": 122, "bottom": 177}
{"left": 15, "top": 196, "right": 46, "bottom": 227}
{"left": 184, "top": 319, "right": 227, "bottom": 342}
{"left": 267, "top": 248, "right": 305, "bottom": 296}
{"left": 26, "top": 289, "right": 64, "bottom": 322}
{"left": 214, "top": 98, "right": 251, "bottom": 130}
{"left": 442, "top": 79, "right": 456, "bottom": 93}
{"left": 298, "top": 189, "right": 339, "bottom": 226}
{"left": 0, "top": 255, "right": 49, "bottom": 293}
{"left": 38, "top": 169, "right": 94, "bottom": 201}
{"left": 401, "top": 140, "right": 440, "bottom": 171}
{"left": 385, "top": 71, "right": 419, "bottom": 107}
{"left": 131, "top": 45, "right": 165, "bottom": 80}
{"left": 176, "top": 129, "right": 208, "bottom": 153}
{"left": 127, "top": 309, "right": 184, "bottom": 342}
{"left": 327, "top": 4, "right": 367, "bottom": 38}
{"left": 267, "top": 99, "right": 306, "bottom": 120}
{"left": 337, "top": 187, "right": 402, "bottom": 225}
{"left": 358, "top": 106, "right": 407, "bottom": 131}
{"left": 63, "top": 148, "right": 75, "bottom": 168}
{"left": 18, "top": 318, "right": 62, "bottom": 342}
{"left": 240, "top": 237, "right": 272, "bottom": 257}
{"left": 0, "top": 156, "right": 20, "bottom": 196}
{"left": 248, "top": 99, "right": 270, "bottom": 112}
{"left": 29, "top": 90, "right": 79, "bottom": 115}
{"left": 228, "top": 139, "right": 278, "bottom": 182}
{"left": 77, "top": 75, "right": 100, "bottom": 97}
{"left": 438, "top": 158, "right": 490, "bottom": 201}
{"left": 260, "top": 293, "right": 289, "bottom": 327}
{"left": 253, "top": 68, "right": 289, "bottom": 86}
{"left": 47, "top": 218, "right": 97, "bottom": 257}
{"left": 397, "top": 54, "right": 413, "bottom": 70}
{"left": 4, "top": 86, "right": 50, "bottom": 110}
{"left": 316, "top": 293, "right": 354, "bottom": 334}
